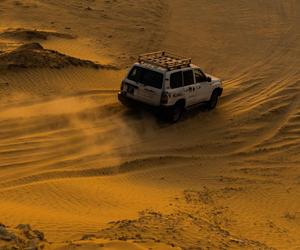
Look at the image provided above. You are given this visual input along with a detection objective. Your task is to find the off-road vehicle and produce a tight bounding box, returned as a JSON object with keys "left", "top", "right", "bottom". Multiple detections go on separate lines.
{"left": 118, "top": 51, "right": 223, "bottom": 122}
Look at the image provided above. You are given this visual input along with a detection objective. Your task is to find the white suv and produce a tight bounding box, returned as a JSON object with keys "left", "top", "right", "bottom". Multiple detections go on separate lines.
{"left": 118, "top": 51, "right": 223, "bottom": 122}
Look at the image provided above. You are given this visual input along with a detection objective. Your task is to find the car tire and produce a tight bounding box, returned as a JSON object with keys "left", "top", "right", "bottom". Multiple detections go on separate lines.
{"left": 169, "top": 102, "right": 184, "bottom": 123}
{"left": 208, "top": 91, "right": 219, "bottom": 110}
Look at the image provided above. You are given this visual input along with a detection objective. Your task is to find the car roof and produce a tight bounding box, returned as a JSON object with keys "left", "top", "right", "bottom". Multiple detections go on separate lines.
{"left": 133, "top": 62, "right": 167, "bottom": 72}
{"left": 138, "top": 51, "right": 192, "bottom": 71}
{"left": 133, "top": 62, "right": 200, "bottom": 74}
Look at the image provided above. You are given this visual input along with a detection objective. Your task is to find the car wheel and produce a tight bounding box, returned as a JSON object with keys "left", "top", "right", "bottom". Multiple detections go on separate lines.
{"left": 208, "top": 91, "right": 219, "bottom": 110}
{"left": 170, "top": 103, "right": 184, "bottom": 122}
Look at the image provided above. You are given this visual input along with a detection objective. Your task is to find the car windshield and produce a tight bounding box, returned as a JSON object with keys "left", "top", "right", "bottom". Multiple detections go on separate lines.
{"left": 128, "top": 66, "right": 163, "bottom": 89}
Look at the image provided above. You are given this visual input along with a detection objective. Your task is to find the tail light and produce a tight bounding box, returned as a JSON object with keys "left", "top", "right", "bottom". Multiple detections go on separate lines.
{"left": 120, "top": 81, "right": 125, "bottom": 91}
{"left": 161, "top": 92, "right": 169, "bottom": 104}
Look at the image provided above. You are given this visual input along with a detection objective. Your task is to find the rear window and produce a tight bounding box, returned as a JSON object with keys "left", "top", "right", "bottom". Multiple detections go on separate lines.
{"left": 128, "top": 66, "right": 163, "bottom": 89}
{"left": 170, "top": 72, "right": 183, "bottom": 89}
{"left": 183, "top": 70, "right": 195, "bottom": 86}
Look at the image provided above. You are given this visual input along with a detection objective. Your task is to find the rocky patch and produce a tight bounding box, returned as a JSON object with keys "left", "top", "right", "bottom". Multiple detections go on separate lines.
{"left": 0, "top": 223, "right": 46, "bottom": 250}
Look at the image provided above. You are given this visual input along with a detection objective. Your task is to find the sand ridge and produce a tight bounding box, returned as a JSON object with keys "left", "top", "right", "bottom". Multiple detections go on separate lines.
{"left": 0, "top": 43, "right": 102, "bottom": 70}
{"left": 0, "top": 28, "right": 77, "bottom": 41}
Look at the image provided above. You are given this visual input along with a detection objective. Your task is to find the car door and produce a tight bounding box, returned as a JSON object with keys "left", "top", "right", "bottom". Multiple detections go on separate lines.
{"left": 168, "top": 70, "right": 184, "bottom": 105}
{"left": 126, "top": 66, "right": 163, "bottom": 106}
{"left": 194, "top": 69, "right": 212, "bottom": 102}
{"left": 183, "top": 69, "right": 197, "bottom": 106}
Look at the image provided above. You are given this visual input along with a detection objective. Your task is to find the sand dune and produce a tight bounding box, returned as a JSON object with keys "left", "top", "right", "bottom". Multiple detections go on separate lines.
{"left": 0, "top": 0, "right": 299, "bottom": 249}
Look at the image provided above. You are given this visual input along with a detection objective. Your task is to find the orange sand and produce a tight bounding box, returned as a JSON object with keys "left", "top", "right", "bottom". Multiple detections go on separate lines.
{"left": 0, "top": 0, "right": 299, "bottom": 249}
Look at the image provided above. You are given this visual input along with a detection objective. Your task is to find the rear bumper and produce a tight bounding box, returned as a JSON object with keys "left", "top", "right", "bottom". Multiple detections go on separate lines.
{"left": 118, "top": 92, "right": 171, "bottom": 113}
{"left": 118, "top": 92, "right": 136, "bottom": 106}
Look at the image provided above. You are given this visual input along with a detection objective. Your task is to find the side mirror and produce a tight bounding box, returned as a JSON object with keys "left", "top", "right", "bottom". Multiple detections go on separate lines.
{"left": 207, "top": 76, "right": 212, "bottom": 82}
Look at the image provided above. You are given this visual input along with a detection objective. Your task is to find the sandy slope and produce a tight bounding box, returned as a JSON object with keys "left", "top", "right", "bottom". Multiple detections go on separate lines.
{"left": 0, "top": 0, "right": 299, "bottom": 249}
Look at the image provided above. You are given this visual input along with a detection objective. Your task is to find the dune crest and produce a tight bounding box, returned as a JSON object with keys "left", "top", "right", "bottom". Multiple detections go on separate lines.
{"left": 0, "top": 28, "right": 76, "bottom": 41}
{"left": 0, "top": 43, "right": 117, "bottom": 70}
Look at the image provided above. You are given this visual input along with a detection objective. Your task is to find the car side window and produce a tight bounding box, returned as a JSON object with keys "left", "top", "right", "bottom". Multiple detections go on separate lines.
{"left": 183, "top": 70, "right": 195, "bottom": 86}
{"left": 170, "top": 72, "right": 183, "bottom": 89}
{"left": 194, "top": 69, "right": 207, "bottom": 83}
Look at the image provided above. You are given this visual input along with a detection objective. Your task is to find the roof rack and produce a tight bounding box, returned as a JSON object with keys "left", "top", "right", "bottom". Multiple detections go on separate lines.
{"left": 138, "top": 51, "right": 192, "bottom": 71}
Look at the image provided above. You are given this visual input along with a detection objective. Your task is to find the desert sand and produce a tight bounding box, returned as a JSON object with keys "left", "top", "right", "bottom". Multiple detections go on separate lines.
{"left": 0, "top": 0, "right": 299, "bottom": 249}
